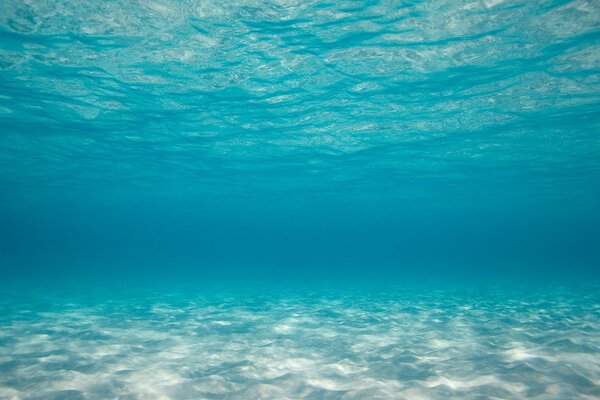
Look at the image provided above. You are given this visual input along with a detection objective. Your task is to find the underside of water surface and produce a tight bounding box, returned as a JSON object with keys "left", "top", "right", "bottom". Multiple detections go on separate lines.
{"left": 1, "top": 0, "right": 600, "bottom": 398}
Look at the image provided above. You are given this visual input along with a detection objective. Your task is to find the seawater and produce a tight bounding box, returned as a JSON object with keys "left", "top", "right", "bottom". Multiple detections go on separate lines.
{"left": 1, "top": 0, "right": 600, "bottom": 399}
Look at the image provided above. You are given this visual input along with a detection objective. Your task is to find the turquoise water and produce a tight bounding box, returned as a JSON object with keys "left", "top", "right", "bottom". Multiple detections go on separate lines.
{"left": 1, "top": 0, "right": 600, "bottom": 398}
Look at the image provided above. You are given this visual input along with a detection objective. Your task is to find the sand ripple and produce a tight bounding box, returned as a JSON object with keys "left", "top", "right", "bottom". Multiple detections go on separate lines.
{"left": 0, "top": 285, "right": 599, "bottom": 399}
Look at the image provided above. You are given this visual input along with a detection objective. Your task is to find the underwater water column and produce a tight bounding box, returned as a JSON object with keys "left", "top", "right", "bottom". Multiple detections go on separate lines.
{"left": 1, "top": 0, "right": 599, "bottom": 399}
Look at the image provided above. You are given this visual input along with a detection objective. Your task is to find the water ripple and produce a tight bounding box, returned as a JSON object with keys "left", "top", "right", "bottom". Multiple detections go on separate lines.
{"left": 0, "top": 0, "right": 599, "bottom": 208}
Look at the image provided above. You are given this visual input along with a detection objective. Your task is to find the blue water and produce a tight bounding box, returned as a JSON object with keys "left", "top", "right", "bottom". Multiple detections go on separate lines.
{"left": 1, "top": 0, "right": 600, "bottom": 398}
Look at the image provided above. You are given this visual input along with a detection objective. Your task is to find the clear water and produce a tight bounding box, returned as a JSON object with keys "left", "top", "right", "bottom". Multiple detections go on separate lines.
{"left": 1, "top": 0, "right": 600, "bottom": 398}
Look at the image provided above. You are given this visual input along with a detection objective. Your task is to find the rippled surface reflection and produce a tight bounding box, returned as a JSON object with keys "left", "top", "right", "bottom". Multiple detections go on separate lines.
{"left": 1, "top": 0, "right": 599, "bottom": 208}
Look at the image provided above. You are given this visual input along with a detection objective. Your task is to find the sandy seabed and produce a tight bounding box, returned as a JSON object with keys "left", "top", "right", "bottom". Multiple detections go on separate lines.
{"left": 1, "top": 284, "right": 599, "bottom": 399}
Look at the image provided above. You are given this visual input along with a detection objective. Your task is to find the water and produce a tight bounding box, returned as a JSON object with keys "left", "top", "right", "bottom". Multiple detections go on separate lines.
{"left": 1, "top": 0, "right": 600, "bottom": 398}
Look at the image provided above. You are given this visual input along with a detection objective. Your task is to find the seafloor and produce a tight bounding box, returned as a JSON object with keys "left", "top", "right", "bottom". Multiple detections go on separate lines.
{"left": 0, "top": 284, "right": 599, "bottom": 399}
